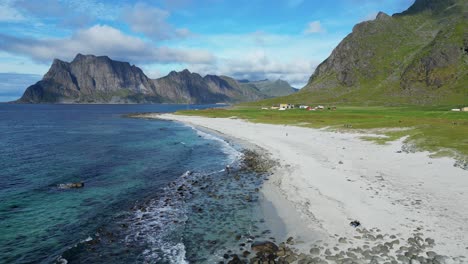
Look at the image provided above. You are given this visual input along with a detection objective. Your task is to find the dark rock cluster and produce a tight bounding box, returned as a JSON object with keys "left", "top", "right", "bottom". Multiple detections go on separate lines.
{"left": 222, "top": 228, "right": 465, "bottom": 264}
{"left": 240, "top": 150, "right": 277, "bottom": 173}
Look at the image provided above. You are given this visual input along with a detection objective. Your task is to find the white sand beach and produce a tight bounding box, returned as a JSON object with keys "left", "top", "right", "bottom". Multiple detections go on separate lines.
{"left": 157, "top": 114, "right": 468, "bottom": 261}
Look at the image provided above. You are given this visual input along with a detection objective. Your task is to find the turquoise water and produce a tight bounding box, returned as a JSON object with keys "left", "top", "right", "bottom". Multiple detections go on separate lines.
{"left": 0, "top": 105, "right": 275, "bottom": 264}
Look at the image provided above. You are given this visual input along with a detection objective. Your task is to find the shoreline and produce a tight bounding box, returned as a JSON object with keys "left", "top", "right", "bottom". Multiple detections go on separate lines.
{"left": 135, "top": 113, "right": 468, "bottom": 263}
{"left": 175, "top": 118, "right": 303, "bottom": 245}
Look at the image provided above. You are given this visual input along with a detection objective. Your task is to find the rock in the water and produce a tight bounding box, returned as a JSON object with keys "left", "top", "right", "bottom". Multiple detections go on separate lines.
{"left": 58, "top": 182, "right": 84, "bottom": 189}
{"left": 228, "top": 255, "right": 243, "bottom": 264}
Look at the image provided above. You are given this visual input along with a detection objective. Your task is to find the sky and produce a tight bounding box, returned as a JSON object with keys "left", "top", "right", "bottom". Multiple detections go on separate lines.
{"left": 0, "top": 0, "right": 415, "bottom": 102}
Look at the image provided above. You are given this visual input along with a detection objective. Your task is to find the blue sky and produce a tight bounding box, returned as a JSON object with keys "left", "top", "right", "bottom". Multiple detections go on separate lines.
{"left": 0, "top": 0, "right": 414, "bottom": 102}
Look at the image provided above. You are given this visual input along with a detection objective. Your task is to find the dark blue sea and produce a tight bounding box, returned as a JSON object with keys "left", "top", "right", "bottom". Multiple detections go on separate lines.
{"left": 0, "top": 104, "right": 274, "bottom": 264}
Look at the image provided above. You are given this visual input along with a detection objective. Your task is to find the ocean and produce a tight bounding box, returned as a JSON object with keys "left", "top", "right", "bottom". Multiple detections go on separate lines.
{"left": 0, "top": 104, "right": 277, "bottom": 264}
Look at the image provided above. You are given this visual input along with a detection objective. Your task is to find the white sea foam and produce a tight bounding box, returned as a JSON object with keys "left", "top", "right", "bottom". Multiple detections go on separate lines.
{"left": 125, "top": 171, "right": 192, "bottom": 264}
{"left": 56, "top": 256, "right": 68, "bottom": 264}
{"left": 81, "top": 236, "right": 93, "bottom": 243}
{"left": 162, "top": 242, "right": 188, "bottom": 264}
{"left": 191, "top": 126, "right": 241, "bottom": 164}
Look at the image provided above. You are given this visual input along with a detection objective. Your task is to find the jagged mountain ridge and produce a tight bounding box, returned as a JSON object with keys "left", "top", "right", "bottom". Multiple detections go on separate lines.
{"left": 17, "top": 54, "right": 295, "bottom": 104}
{"left": 152, "top": 70, "right": 267, "bottom": 103}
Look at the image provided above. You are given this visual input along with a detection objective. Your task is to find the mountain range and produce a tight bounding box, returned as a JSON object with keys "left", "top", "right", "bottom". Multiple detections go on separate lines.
{"left": 254, "top": 0, "right": 467, "bottom": 106}
{"left": 16, "top": 0, "right": 467, "bottom": 105}
{"left": 16, "top": 54, "right": 297, "bottom": 104}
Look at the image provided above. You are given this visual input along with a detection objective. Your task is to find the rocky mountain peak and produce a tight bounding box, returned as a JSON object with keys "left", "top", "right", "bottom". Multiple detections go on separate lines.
{"left": 72, "top": 53, "right": 95, "bottom": 62}
{"left": 73, "top": 53, "right": 88, "bottom": 60}
{"left": 301, "top": 0, "right": 467, "bottom": 105}
{"left": 376, "top": 11, "right": 390, "bottom": 20}
{"left": 49, "top": 58, "right": 69, "bottom": 69}
{"left": 395, "top": 0, "right": 457, "bottom": 16}
{"left": 168, "top": 69, "right": 192, "bottom": 76}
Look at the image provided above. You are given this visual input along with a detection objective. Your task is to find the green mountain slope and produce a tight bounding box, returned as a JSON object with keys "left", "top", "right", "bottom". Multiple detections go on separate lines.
{"left": 251, "top": 0, "right": 467, "bottom": 106}
{"left": 239, "top": 79, "right": 298, "bottom": 97}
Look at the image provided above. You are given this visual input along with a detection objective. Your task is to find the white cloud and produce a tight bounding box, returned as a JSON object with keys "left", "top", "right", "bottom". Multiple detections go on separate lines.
{"left": 189, "top": 50, "right": 316, "bottom": 88}
{"left": 0, "top": 25, "right": 214, "bottom": 65}
{"left": 122, "top": 3, "right": 191, "bottom": 40}
{"left": 0, "top": 26, "right": 340, "bottom": 88}
{"left": 304, "top": 21, "right": 325, "bottom": 34}
{"left": 0, "top": 1, "right": 25, "bottom": 22}
{"left": 171, "top": 30, "right": 343, "bottom": 87}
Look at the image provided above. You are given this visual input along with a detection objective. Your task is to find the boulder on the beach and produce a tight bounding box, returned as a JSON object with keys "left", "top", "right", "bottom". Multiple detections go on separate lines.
{"left": 251, "top": 241, "right": 279, "bottom": 254}
{"left": 309, "top": 247, "right": 320, "bottom": 255}
{"left": 58, "top": 182, "right": 84, "bottom": 189}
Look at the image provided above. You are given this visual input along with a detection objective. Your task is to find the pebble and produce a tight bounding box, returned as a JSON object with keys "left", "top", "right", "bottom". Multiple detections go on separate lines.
{"left": 309, "top": 247, "right": 320, "bottom": 255}
{"left": 234, "top": 228, "right": 455, "bottom": 264}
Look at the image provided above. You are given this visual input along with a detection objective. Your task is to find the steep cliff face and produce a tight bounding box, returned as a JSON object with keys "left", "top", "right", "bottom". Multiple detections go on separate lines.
{"left": 19, "top": 54, "right": 160, "bottom": 103}
{"left": 302, "top": 0, "right": 467, "bottom": 105}
{"left": 16, "top": 55, "right": 282, "bottom": 104}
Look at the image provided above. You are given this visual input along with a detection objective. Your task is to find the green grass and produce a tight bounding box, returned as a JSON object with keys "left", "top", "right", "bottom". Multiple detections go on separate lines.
{"left": 177, "top": 106, "right": 468, "bottom": 158}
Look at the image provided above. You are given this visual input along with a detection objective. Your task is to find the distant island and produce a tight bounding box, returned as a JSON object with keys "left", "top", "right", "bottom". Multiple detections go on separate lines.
{"left": 15, "top": 54, "right": 297, "bottom": 104}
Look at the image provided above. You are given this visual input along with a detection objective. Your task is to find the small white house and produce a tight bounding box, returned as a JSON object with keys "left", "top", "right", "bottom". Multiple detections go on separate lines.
{"left": 451, "top": 108, "right": 461, "bottom": 112}
{"left": 279, "top": 103, "right": 295, "bottom": 110}
{"left": 299, "top": 105, "right": 308, "bottom": 109}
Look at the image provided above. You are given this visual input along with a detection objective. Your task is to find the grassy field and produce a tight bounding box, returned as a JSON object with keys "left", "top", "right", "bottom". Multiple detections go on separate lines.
{"left": 176, "top": 106, "right": 468, "bottom": 159}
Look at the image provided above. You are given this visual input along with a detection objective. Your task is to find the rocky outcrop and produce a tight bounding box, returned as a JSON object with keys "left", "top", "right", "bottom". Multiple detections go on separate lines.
{"left": 16, "top": 54, "right": 295, "bottom": 104}
{"left": 301, "top": 0, "right": 467, "bottom": 105}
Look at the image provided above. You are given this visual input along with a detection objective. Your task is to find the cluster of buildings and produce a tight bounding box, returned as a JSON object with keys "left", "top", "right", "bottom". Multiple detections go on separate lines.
{"left": 266, "top": 104, "right": 336, "bottom": 111}
{"left": 451, "top": 107, "right": 468, "bottom": 112}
